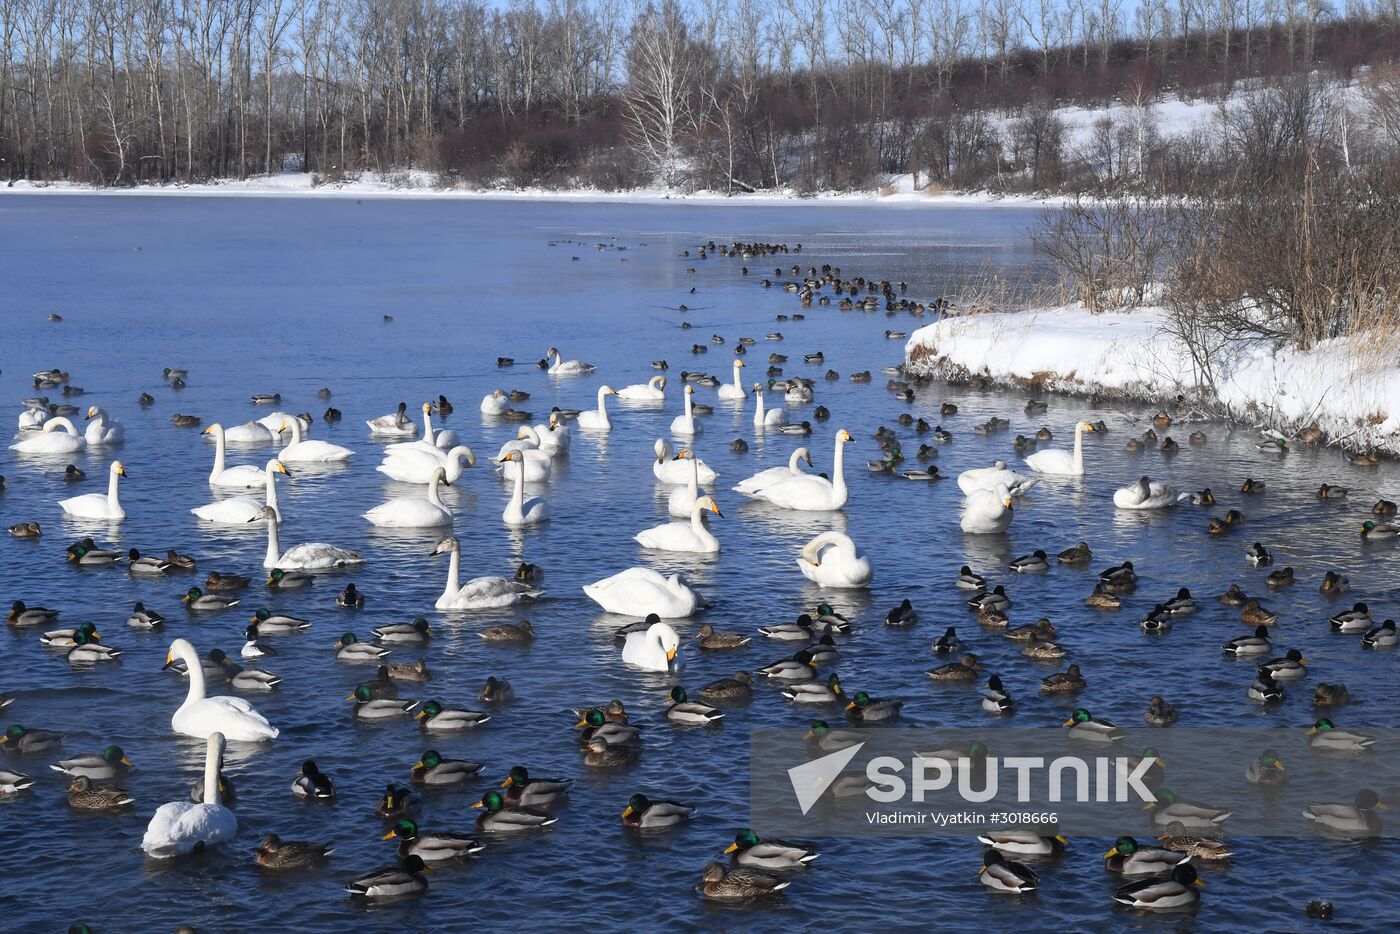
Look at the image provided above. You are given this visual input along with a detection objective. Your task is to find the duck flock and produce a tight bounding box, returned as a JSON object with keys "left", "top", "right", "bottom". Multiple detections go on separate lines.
{"left": 3, "top": 235, "right": 1400, "bottom": 927}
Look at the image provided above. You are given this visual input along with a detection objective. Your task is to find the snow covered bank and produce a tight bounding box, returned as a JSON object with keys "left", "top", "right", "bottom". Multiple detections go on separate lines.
{"left": 0, "top": 171, "right": 1062, "bottom": 207}
{"left": 904, "top": 304, "right": 1400, "bottom": 454}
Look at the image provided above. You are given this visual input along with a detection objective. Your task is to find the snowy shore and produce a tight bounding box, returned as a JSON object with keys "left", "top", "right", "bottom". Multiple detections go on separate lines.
{"left": 904, "top": 304, "right": 1400, "bottom": 455}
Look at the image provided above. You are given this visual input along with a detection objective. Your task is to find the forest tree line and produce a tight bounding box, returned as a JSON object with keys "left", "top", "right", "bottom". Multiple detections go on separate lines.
{"left": 2, "top": 0, "right": 1399, "bottom": 191}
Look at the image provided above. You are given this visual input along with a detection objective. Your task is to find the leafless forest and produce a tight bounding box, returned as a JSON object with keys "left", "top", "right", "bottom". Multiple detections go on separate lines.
{"left": 2, "top": 0, "right": 1399, "bottom": 192}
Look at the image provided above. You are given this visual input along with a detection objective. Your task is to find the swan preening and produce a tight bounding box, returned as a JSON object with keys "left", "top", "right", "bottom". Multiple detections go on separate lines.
{"left": 957, "top": 461, "right": 1039, "bottom": 496}
{"left": 431, "top": 536, "right": 540, "bottom": 609}
{"left": 140, "top": 731, "right": 237, "bottom": 858}
{"left": 670, "top": 385, "right": 702, "bottom": 437}
{"left": 736, "top": 430, "right": 851, "bottom": 511}
{"left": 796, "top": 531, "right": 872, "bottom": 588}
{"left": 500, "top": 452, "right": 549, "bottom": 526}
{"left": 280, "top": 418, "right": 352, "bottom": 463}
{"left": 621, "top": 620, "right": 680, "bottom": 671}
{"left": 1114, "top": 475, "right": 1178, "bottom": 510}
{"left": 636, "top": 496, "right": 722, "bottom": 554}
{"left": 205, "top": 424, "right": 267, "bottom": 488}
{"left": 576, "top": 386, "right": 618, "bottom": 431}
{"left": 752, "top": 383, "right": 788, "bottom": 429}
{"left": 481, "top": 389, "right": 510, "bottom": 415}
{"left": 163, "top": 639, "right": 278, "bottom": 741}
{"left": 718, "top": 359, "right": 747, "bottom": 401}
{"left": 584, "top": 567, "right": 701, "bottom": 618}
{"left": 10, "top": 416, "right": 86, "bottom": 454}
{"left": 250, "top": 504, "right": 363, "bottom": 569}
{"left": 364, "top": 467, "right": 453, "bottom": 527}
{"left": 654, "top": 438, "right": 716, "bottom": 485}
{"left": 961, "top": 483, "right": 1014, "bottom": 534}
{"left": 192, "top": 459, "right": 284, "bottom": 524}
{"left": 617, "top": 376, "right": 666, "bottom": 401}
{"left": 734, "top": 447, "right": 812, "bottom": 496}
{"left": 1025, "top": 421, "right": 1098, "bottom": 475}
{"left": 58, "top": 460, "right": 126, "bottom": 520}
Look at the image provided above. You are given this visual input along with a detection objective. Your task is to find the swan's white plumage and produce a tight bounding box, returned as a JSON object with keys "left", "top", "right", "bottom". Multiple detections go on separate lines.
{"left": 718, "top": 360, "right": 748, "bottom": 401}
{"left": 1113, "top": 476, "right": 1178, "bottom": 510}
{"left": 165, "top": 640, "right": 278, "bottom": 741}
{"left": 741, "top": 431, "right": 851, "bottom": 511}
{"left": 279, "top": 419, "right": 352, "bottom": 463}
{"left": 617, "top": 376, "right": 666, "bottom": 401}
{"left": 584, "top": 567, "right": 700, "bottom": 618}
{"left": 10, "top": 416, "right": 85, "bottom": 454}
{"left": 377, "top": 445, "right": 475, "bottom": 483}
{"left": 670, "top": 386, "right": 702, "bottom": 437}
{"left": 733, "top": 447, "right": 812, "bottom": 495}
{"left": 957, "top": 461, "right": 1039, "bottom": 496}
{"left": 58, "top": 460, "right": 126, "bottom": 520}
{"left": 575, "top": 386, "right": 617, "bottom": 431}
{"left": 141, "top": 732, "right": 238, "bottom": 857}
{"left": 364, "top": 468, "right": 453, "bottom": 527}
{"left": 621, "top": 621, "right": 680, "bottom": 671}
{"left": 192, "top": 459, "right": 284, "bottom": 524}
{"left": 654, "top": 439, "right": 716, "bottom": 484}
{"left": 961, "top": 484, "right": 1014, "bottom": 534}
{"left": 1024, "top": 421, "right": 1097, "bottom": 476}
{"left": 635, "top": 497, "right": 721, "bottom": 553}
{"left": 432, "top": 537, "right": 540, "bottom": 609}
{"left": 501, "top": 453, "right": 549, "bottom": 526}
{"left": 253, "top": 505, "right": 362, "bottom": 569}
{"left": 84, "top": 407, "right": 124, "bottom": 446}
{"left": 796, "top": 531, "right": 873, "bottom": 587}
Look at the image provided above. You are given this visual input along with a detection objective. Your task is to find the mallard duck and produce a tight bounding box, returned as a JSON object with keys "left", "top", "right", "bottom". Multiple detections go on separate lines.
{"left": 1240, "top": 599, "right": 1279, "bottom": 626}
{"left": 884, "top": 599, "right": 918, "bottom": 626}
{"left": 7, "top": 521, "right": 42, "bottom": 539}
{"left": 372, "top": 618, "right": 432, "bottom": 645}
{"left": 205, "top": 571, "right": 249, "bottom": 591}
{"left": 255, "top": 833, "right": 333, "bottom": 869}
{"left": 126, "top": 602, "right": 165, "bottom": 630}
{"left": 583, "top": 737, "right": 634, "bottom": 767}
{"left": 415, "top": 700, "right": 489, "bottom": 731}
{"left": 1249, "top": 668, "right": 1284, "bottom": 703}
{"left": 1241, "top": 477, "right": 1266, "bottom": 493}
{"left": 1266, "top": 566, "right": 1295, "bottom": 588}
{"left": 209, "top": 650, "right": 281, "bottom": 691}
{"left": 724, "top": 828, "right": 818, "bottom": 868}
{"left": 335, "top": 633, "right": 388, "bottom": 662}
{"left": 1373, "top": 499, "right": 1398, "bottom": 515}
{"left": 387, "top": 659, "right": 431, "bottom": 682}
{"left": 1155, "top": 823, "right": 1232, "bottom": 861}
{"left": 0, "top": 769, "right": 34, "bottom": 796}
{"left": 1362, "top": 619, "right": 1398, "bottom": 647}
{"left": 1057, "top": 541, "right": 1092, "bottom": 565}
{"left": 845, "top": 690, "right": 902, "bottom": 722}
{"left": 1244, "top": 749, "right": 1287, "bottom": 785}
{"left": 1006, "top": 618, "right": 1055, "bottom": 642}
{"left": 931, "top": 627, "right": 964, "bottom": 654}
{"left": 383, "top": 818, "right": 483, "bottom": 861}
{"left": 955, "top": 565, "right": 987, "bottom": 590}
{"left": 8, "top": 601, "right": 59, "bottom": 627}
{"left": 811, "top": 603, "right": 852, "bottom": 633}
{"left": 266, "top": 567, "right": 312, "bottom": 589}
{"left": 410, "top": 749, "right": 481, "bottom": 786}
{"left": 1147, "top": 788, "right": 1231, "bottom": 831}
{"left": 1085, "top": 584, "right": 1121, "bottom": 609}
{"left": 1208, "top": 510, "right": 1244, "bottom": 534}
{"left": 356, "top": 667, "right": 398, "bottom": 700}
{"left": 1141, "top": 605, "right": 1172, "bottom": 633}
{"left": 1317, "top": 483, "right": 1349, "bottom": 499}
{"left": 666, "top": 686, "right": 723, "bottom": 724}
{"left": 1361, "top": 520, "right": 1400, "bottom": 539}
{"left": 977, "top": 831, "right": 1066, "bottom": 857}
{"left": 499, "top": 766, "right": 571, "bottom": 807}
{"left": 1064, "top": 708, "right": 1124, "bottom": 743}
{"left": 1143, "top": 695, "right": 1178, "bottom": 727}
{"left": 473, "top": 789, "right": 557, "bottom": 831}
{"left": 336, "top": 584, "right": 365, "bottom": 609}
{"left": 375, "top": 784, "right": 418, "bottom": 819}
{"left": 1262, "top": 648, "right": 1308, "bottom": 679}
{"left": 65, "top": 776, "right": 134, "bottom": 811}
{"left": 576, "top": 710, "right": 642, "bottom": 747}
{"left": 1304, "top": 789, "right": 1386, "bottom": 836}
{"left": 803, "top": 719, "right": 865, "bottom": 751}
{"left": 479, "top": 621, "right": 534, "bottom": 643}
{"left": 967, "top": 585, "right": 1010, "bottom": 611}
{"left": 1349, "top": 450, "right": 1381, "bottom": 466}
{"left": 126, "top": 549, "right": 171, "bottom": 575}
{"left": 927, "top": 653, "right": 981, "bottom": 681}
{"left": 1319, "top": 570, "right": 1349, "bottom": 594}
{"left": 701, "top": 672, "right": 755, "bottom": 700}
{"left": 976, "top": 606, "right": 1010, "bottom": 628}
{"left": 758, "top": 614, "right": 819, "bottom": 641}
{"left": 621, "top": 793, "right": 695, "bottom": 830}
{"left": 1104, "top": 835, "right": 1188, "bottom": 876}
{"left": 478, "top": 676, "right": 514, "bottom": 704}
{"left": 1183, "top": 488, "right": 1214, "bottom": 505}
{"left": 67, "top": 630, "right": 120, "bottom": 664}
{"left": 979, "top": 849, "right": 1037, "bottom": 893}
{"left": 1223, "top": 625, "right": 1272, "bottom": 657}
{"left": 1113, "top": 863, "right": 1202, "bottom": 910}
{"left": 250, "top": 608, "right": 309, "bottom": 634}
{"left": 694, "top": 624, "right": 749, "bottom": 650}
{"left": 757, "top": 655, "right": 817, "bottom": 681}
{"left": 573, "top": 699, "right": 629, "bottom": 723}
{"left": 1098, "top": 561, "right": 1137, "bottom": 589}
{"left": 1244, "top": 542, "right": 1272, "bottom": 566}
{"left": 1021, "top": 634, "right": 1065, "bottom": 659}
{"left": 1313, "top": 683, "right": 1351, "bottom": 706}
{"left": 350, "top": 686, "right": 416, "bottom": 719}
{"left": 1308, "top": 718, "right": 1374, "bottom": 751}
{"left": 696, "top": 861, "right": 789, "bottom": 902}
{"left": 240, "top": 623, "right": 276, "bottom": 659}
{"left": 981, "top": 675, "right": 1015, "bottom": 715}
{"left": 1041, "top": 664, "right": 1086, "bottom": 693}
{"left": 345, "top": 854, "right": 430, "bottom": 899}
{"left": 40, "top": 620, "right": 97, "bottom": 648}
{"left": 51, "top": 744, "right": 132, "bottom": 782}
{"left": 182, "top": 587, "right": 238, "bottom": 611}
{"left": 292, "top": 760, "right": 336, "bottom": 800}
{"left": 1330, "top": 602, "right": 1372, "bottom": 632}
{"left": 1009, "top": 549, "right": 1048, "bottom": 573}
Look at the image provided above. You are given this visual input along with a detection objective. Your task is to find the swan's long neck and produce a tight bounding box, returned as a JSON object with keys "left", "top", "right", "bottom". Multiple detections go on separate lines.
{"left": 657, "top": 439, "right": 672, "bottom": 462}
{"left": 684, "top": 391, "right": 693, "bottom": 420}
{"left": 596, "top": 387, "right": 609, "bottom": 416}
{"left": 202, "top": 735, "right": 222, "bottom": 805}
{"left": 46, "top": 416, "right": 77, "bottom": 435}
{"left": 179, "top": 642, "right": 206, "bottom": 708}
{"left": 511, "top": 459, "right": 525, "bottom": 508}
{"left": 422, "top": 407, "right": 435, "bottom": 442}
{"left": 106, "top": 463, "right": 121, "bottom": 510}
{"left": 441, "top": 540, "right": 461, "bottom": 602}
{"left": 520, "top": 425, "right": 541, "bottom": 447}
{"left": 427, "top": 473, "right": 445, "bottom": 508}
{"left": 211, "top": 429, "right": 226, "bottom": 479}
{"left": 731, "top": 362, "right": 743, "bottom": 391}
{"left": 690, "top": 500, "right": 708, "bottom": 534}
{"left": 803, "top": 531, "right": 847, "bottom": 564}
{"left": 1072, "top": 423, "right": 1085, "bottom": 472}
{"left": 265, "top": 462, "right": 280, "bottom": 511}
{"left": 831, "top": 437, "right": 847, "bottom": 494}
{"left": 650, "top": 376, "right": 663, "bottom": 391}
{"left": 788, "top": 448, "right": 806, "bottom": 473}
{"left": 265, "top": 515, "right": 282, "bottom": 567}
{"left": 687, "top": 454, "right": 699, "bottom": 494}
{"left": 753, "top": 389, "right": 764, "bottom": 425}
{"left": 288, "top": 419, "right": 303, "bottom": 445}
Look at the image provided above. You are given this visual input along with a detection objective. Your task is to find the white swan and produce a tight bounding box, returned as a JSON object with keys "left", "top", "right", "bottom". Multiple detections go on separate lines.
{"left": 1113, "top": 475, "right": 1178, "bottom": 510}
{"left": 223, "top": 420, "right": 277, "bottom": 443}
{"left": 670, "top": 385, "right": 702, "bottom": 437}
{"left": 140, "top": 732, "right": 238, "bottom": 858}
{"left": 364, "top": 467, "right": 453, "bottom": 528}
{"left": 576, "top": 386, "right": 618, "bottom": 431}
{"left": 257, "top": 412, "right": 310, "bottom": 438}
{"left": 164, "top": 639, "right": 278, "bottom": 741}
{"left": 494, "top": 427, "right": 552, "bottom": 482}
{"left": 957, "top": 460, "right": 1040, "bottom": 496}
{"left": 654, "top": 438, "right": 716, "bottom": 484}
{"left": 10, "top": 416, "right": 85, "bottom": 454}
{"left": 617, "top": 376, "right": 666, "bottom": 401}
{"left": 204, "top": 424, "right": 267, "bottom": 488}
{"left": 741, "top": 430, "right": 852, "bottom": 511}
{"left": 58, "top": 461, "right": 126, "bottom": 520}
{"left": 636, "top": 496, "right": 722, "bottom": 554}
{"left": 797, "top": 531, "right": 873, "bottom": 588}
{"left": 17, "top": 406, "right": 48, "bottom": 432}
{"left": 431, "top": 536, "right": 540, "bottom": 609}
{"left": 718, "top": 359, "right": 747, "bottom": 401}
{"left": 279, "top": 418, "right": 352, "bottom": 463}
{"left": 419, "top": 403, "right": 458, "bottom": 449}
{"left": 752, "top": 383, "right": 789, "bottom": 429}
{"left": 621, "top": 621, "right": 680, "bottom": 672}
{"left": 250, "top": 505, "right": 363, "bottom": 569}
{"left": 192, "top": 460, "right": 285, "bottom": 524}
{"left": 961, "top": 484, "right": 1014, "bottom": 534}
{"left": 546, "top": 346, "right": 596, "bottom": 376}
{"left": 584, "top": 567, "right": 701, "bottom": 618}
{"left": 480, "top": 390, "right": 510, "bottom": 415}
{"left": 377, "top": 444, "right": 475, "bottom": 483}
{"left": 1025, "top": 421, "right": 1098, "bottom": 476}
{"left": 535, "top": 412, "right": 571, "bottom": 455}
{"left": 733, "top": 447, "right": 812, "bottom": 496}
{"left": 667, "top": 449, "right": 703, "bottom": 517}
{"left": 84, "top": 406, "right": 124, "bottom": 446}
{"left": 500, "top": 452, "right": 549, "bottom": 526}
{"left": 367, "top": 403, "right": 418, "bottom": 438}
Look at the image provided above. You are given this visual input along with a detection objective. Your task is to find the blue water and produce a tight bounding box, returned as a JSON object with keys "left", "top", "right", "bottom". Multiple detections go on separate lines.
{"left": 0, "top": 193, "right": 1396, "bottom": 931}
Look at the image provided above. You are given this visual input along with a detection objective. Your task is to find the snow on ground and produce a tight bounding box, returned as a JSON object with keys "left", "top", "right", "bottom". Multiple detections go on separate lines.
{"left": 904, "top": 303, "right": 1400, "bottom": 452}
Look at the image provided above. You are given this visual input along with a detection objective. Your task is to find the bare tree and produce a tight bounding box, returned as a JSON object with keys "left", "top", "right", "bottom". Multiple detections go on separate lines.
{"left": 622, "top": 0, "right": 700, "bottom": 186}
